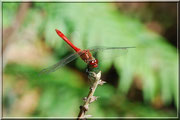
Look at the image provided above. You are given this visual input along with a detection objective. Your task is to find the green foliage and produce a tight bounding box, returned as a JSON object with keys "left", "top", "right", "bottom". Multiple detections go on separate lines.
{"left": 4, "top": 63, "right": 86, "bottom": 117}
{"left": 4, "top": 63, "right": 177, "bottom": 117}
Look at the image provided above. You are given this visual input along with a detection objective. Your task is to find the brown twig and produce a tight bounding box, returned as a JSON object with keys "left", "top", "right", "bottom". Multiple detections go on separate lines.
{"left": 77, "top": 71, "right": 106, "bottom": 119}
{"left": 3, "top": 3, "right": 31, "bottom": 51}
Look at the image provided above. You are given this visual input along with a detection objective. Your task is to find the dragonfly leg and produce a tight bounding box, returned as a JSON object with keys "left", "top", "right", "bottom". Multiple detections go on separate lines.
{"left": 86, "top": 68, "right": 89, "bottom": 73}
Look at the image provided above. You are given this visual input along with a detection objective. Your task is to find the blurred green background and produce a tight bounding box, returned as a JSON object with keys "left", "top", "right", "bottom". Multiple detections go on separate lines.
{"left": 2, "top": 2, "right": 178, "bottom": 117}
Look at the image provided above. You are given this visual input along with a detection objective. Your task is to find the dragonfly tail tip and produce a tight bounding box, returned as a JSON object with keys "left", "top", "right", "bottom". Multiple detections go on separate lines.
{"left": 55, "top": 29, "right": 59, "bottom": 32}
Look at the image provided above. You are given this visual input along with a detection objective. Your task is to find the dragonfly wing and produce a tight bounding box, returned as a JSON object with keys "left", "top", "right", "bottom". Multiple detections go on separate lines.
{"left": 39, "top": 51, "right": 84, "bottom": 74}
{"left": 88, "top": 46, "right": 135, "bottom": 56}
{"left": 89, "top": 46, "right": 135, "bottom": 51}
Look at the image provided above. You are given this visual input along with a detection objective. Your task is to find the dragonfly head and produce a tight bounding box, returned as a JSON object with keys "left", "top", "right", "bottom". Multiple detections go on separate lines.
{"left": 89, "top": 59, "right": 98, "bottom": 68}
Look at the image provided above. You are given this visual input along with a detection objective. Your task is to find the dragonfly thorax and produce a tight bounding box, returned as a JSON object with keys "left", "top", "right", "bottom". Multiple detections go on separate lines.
{"left": 80, "top": 50, "right": 93, "bottom": 63}
{"left": 79, "top": 50, "right": 98, "bottom": 68}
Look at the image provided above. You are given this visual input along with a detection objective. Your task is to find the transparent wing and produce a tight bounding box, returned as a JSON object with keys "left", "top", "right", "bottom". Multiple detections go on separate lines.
{"left": 39, "top": 51, "right": 84, "bottom": 74}
{"left": 89, "top": 46, "right": 135, "bottom": 51}
{"left": 88, "top": 46, "right": 136, "bottom": 56}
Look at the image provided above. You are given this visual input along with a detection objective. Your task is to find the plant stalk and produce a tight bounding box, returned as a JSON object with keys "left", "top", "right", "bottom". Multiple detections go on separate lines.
{"left": 77, "top": 71, "right": 105, "bottom": 119}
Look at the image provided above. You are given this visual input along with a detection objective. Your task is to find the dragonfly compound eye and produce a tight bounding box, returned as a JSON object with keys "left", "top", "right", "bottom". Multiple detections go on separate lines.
{"left": 89, "top": 59, "right": 98, "bottom": 68}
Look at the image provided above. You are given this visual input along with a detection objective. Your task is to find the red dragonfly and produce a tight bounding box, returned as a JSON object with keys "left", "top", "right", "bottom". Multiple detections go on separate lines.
{"left": 40, "top": 29, "right": 135, "bottom": 74}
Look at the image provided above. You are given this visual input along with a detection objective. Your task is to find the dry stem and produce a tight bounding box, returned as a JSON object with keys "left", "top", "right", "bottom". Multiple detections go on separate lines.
{"left": 77, "top": 71, "right": 105, "bottom": 119}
